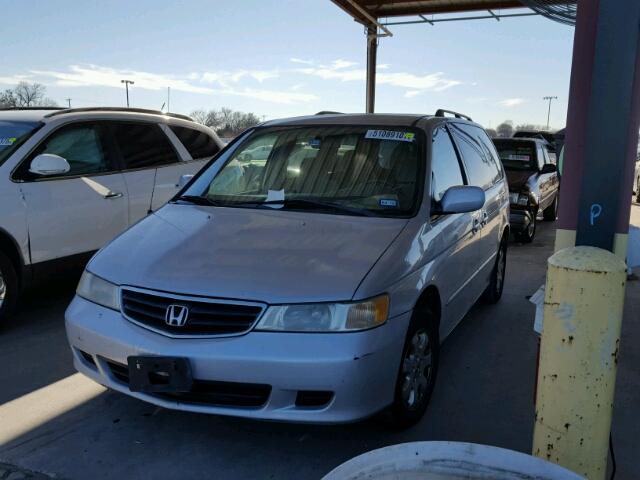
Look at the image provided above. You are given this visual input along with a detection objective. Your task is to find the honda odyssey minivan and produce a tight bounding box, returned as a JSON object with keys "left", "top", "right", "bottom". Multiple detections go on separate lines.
{"left": 66, "top": 111, "right": 510, "bottom": 427}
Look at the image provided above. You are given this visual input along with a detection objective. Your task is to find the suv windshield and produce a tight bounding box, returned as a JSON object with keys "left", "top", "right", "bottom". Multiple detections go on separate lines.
{"left": 0, "top": 120, "right": 42, "bottom": 165}
{"left": 181, "top": 126, "right": 422, "bottom": 217}
{"left": 493, "top": 140, "right": 537, "bottom": 171}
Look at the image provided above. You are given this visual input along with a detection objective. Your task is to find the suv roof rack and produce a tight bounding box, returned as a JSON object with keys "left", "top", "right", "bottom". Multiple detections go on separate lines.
{"left": 43, "top": 107, "right": 193, "bottom": 121}
{"left": 315, "top": 111, "right": 343, "bottom": 115}
{"left": 435, "top": 109, "right": 472, "bottom": 122}
{"left": 0, "top": 107, "right": 65, "bottom": 112}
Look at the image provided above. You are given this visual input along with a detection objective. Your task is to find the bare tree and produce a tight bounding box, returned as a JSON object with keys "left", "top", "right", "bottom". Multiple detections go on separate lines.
{"left": 0, "top": 82, "right": 57, "bottom": 107}
{"left": 191, "top": 107, "right": 260, "bottom": 138}
{"left": 496, "top": 120, "right": 514, "bottom": 138}
{"left": 485, "top": 128, "right": 498, "bottom": 138}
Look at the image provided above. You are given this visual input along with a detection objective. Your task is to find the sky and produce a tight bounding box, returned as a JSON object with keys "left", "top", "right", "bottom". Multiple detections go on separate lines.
{"left": 0, "top": 0, "right": 575, "bottom": 130}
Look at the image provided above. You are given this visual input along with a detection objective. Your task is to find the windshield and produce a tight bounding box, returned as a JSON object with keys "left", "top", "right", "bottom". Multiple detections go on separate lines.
{"left": 0, "top": 120, "right": 42, "bottom": 165}
{"left": 181, "top": 126, "right": 423, "bottom": 217}
{"left": 493, "top": 140, "right": 537, "bottom": 171}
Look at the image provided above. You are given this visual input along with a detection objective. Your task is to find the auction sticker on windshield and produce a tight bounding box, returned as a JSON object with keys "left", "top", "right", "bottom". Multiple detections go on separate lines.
{"left": 0, "top": 137, "right": 17, "bottom": 146}
{"left": 365, "top": 130, "right": 415, "bottom": 142}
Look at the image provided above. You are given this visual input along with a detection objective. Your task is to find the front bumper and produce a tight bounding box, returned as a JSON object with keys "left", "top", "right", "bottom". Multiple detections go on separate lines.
{"left": 65, "top": 296, "right": 411, "bottom": 424}
{"left": 509, "top": 208, "right": 534, "bottom": 233}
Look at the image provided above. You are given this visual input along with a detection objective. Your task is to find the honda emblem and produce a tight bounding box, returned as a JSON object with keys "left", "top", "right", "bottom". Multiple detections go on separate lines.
{"left": 165, "top": 304, "right": 189, "bottom": 327}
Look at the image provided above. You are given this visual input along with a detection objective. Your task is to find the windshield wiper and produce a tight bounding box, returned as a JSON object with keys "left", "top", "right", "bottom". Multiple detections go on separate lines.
{"left": 215, "top": 198, "right": 373, "bottom": 217}
{"left": 174, "top": 195, "right": 220, "bottom": 206}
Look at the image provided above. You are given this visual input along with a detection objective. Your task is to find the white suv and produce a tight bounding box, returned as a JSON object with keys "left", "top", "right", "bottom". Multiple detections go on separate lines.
{"left": 0, "top": 107, "right": 222, "bottom": 321}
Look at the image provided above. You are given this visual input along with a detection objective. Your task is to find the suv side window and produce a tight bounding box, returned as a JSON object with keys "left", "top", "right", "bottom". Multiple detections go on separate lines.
{"left": 16, "top": 123, "right": 113, "bottom": 181}
{"left": 169, "top": 125, "right": 220, "bottom": 159}
{"left": 430, "top": 126, "right": 465, "bottom": 203}
{"left": 450, "top": 124, "right": 495, "bottom": 190}
{"left": 536, "top": 144, "right": 545, "bottom": 170}
{"left": 111, "top": 122, "right": 179, "bottom": 169}
{"left": 454, "top": 123, "right": 502, "bottom": 185}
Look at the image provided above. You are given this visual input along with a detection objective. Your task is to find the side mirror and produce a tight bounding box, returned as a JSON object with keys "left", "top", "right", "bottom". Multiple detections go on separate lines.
{"left": 177, "top": 174, "right": 194, "bottom": 188}
{"left": 29, "top": 154, "right": 71, "bottom": 176}
{"left": 438, "top": 186, "right": 486, "bottom": 214}
{"left": 540, "top": 163, "right": 557, "bottom": 174}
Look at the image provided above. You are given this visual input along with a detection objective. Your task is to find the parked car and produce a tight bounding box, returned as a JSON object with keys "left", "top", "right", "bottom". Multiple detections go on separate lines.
{"left": 492, "top": 137, "right": 559, "bottom": 243}
{"left": 0, "top": 107, "right": 222, "bottom": 322}
{"left": 513, "top": 130, "right": 558, "bottom": 163}
{"left": 66, "top": 110, "right": 510, "bottom": 427}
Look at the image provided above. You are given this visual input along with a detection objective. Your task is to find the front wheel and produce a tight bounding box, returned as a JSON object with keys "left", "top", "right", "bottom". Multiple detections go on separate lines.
{"left": 0, "top": 251, "right": 18, "bottom": 327}
{"left": 516, "top": 213, "right": 536, "bottom": 243}
{"left": 384, "top": 310, "right": 439, "bottom": 429}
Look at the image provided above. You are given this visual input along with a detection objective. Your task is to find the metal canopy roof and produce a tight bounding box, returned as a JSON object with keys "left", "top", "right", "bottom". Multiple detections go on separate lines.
{"left": 332, "top": 0, "right": 525, "bottom": 25}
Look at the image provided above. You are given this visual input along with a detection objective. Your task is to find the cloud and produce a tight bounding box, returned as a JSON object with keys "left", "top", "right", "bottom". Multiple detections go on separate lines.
{"left": 290, "top": 58, "right": 315, "bottom": 65}
{"left": 0, "top": 75, "right": 32, "bottom": 85}
{"left": 28, "top": 64, "right": 313, "bottom": 105}
{"left": 291, "top": 58, "right": 460, "bottom": 96}
{"left": 33, "top": 64, "right": 215, "bottom": 94}
{"left": 498, "top": 98, "right": 525, "bottom": 107}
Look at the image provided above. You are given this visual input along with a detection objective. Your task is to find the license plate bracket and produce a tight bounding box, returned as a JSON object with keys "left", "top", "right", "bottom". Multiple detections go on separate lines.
{"left": 127, "top": 356, "right": 193, "bottom": 393}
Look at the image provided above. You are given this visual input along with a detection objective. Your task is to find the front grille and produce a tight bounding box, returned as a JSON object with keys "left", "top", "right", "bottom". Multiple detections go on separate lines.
{"left": 120, "top": 288, "right": 264, "bottom": 337}
{"left": 105, "top": 360, "right": 271, "bottom": 408}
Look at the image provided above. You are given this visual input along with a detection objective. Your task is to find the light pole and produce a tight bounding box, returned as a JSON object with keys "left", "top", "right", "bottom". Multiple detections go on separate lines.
{"left": 65, "top": 98, "right": 71, "bottom": 108}
{"left": 121, "top": 79, "right": 135, "bottom": 107}
{"left": 543, "top": 95, "right": 557, "bottom": 130}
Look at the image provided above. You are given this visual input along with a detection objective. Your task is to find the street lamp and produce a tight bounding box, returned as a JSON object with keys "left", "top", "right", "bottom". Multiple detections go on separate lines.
{"left": 543, "top": 95, "right": 557, "bottom": 130}
{"left": 121, "top": 79, "right": 135, "bottom": 108}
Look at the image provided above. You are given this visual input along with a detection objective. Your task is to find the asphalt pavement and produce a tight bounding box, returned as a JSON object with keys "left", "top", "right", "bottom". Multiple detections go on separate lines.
{"left": 0, "top": 212, "right": 638, "bottom": 480}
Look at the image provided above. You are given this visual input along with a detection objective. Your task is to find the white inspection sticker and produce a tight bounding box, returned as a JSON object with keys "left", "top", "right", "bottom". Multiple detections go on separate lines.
{"left": 365, "top": 130, "right": 415, "bottom": 142}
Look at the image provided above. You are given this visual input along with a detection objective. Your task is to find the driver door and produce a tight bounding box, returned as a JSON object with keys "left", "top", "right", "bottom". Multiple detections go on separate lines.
{"left": 16, "top": 122, "right": 128, "bottom": 264}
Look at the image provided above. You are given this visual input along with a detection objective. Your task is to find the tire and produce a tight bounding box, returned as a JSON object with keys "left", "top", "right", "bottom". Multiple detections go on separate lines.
{"left": 543, "top": 195, "right": 558, "bottom": 221}
{"left": 483, "top": 236, "right": 508, "bottom": 304}
{"left": 384, "top": 309, "right": 439, "bottom": 429}
{"left": 636, "top": 177, "right": 640, "bottom": 203}
{"left": 516, "top": 212, "right": 536, "bottom": 243}
{"left": 0, "top": 250, "right": 18, "bottom": 326}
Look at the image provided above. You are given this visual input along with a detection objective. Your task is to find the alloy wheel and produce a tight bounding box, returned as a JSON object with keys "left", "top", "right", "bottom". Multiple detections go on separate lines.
{"left": 496, "top": 245, "right": 506, "bottom": 293}
{"left": 401, "top": 329, "right": 433, "bottom": 409}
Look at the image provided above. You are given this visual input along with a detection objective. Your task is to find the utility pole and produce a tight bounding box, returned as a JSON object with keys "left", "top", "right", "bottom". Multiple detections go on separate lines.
{"left": 167, "top": 87, "right": 171, "bottom": 113}
{"left": 65, "top": 98, "right": 71, "bottom": 108}
{"left": 121, "top": 79, "right": 135, "bottom": 107}
{"left": 543, "top": 95, "right": 557, "bottom": 130}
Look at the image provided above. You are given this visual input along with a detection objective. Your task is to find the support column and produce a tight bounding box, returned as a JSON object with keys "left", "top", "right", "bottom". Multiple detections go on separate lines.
{"left": 366, "top": 25, "right": 377, "bottom": 114}
{"left": 555, "top": 0, "right": 640, "bottom": 258}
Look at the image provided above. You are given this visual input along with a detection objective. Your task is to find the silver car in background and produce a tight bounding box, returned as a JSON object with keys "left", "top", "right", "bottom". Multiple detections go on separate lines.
{"left": 65, "top": 111, "right": 510, "bottom": 427}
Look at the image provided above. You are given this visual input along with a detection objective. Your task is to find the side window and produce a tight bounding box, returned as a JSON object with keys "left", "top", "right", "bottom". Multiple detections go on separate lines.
{"left": 474, "top": 127, "right": 504, "bottom": 182}
{"left": 19, "top": 123, "right": 112, "bottom": 180}
{"left": 455, "top": 124, "right": 502, "bottom": 186}
{"left": 430, "top": 126, "right": 465, "bottom": 203}
{"left": 450, "top": 125, "right": 494, "bottom": 190}
{"left": 169, "top": 125, "right": 220, "bottom": 159}
{"left": 111, "top": 123, "right": 179, "bottom": 169}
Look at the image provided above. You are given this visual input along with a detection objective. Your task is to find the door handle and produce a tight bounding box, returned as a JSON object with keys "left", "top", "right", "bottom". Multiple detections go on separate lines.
{"left": 472, "top": 216, "right": 481, "bottom": 234}
{"left": 104, "top": 191, "right": 123, "bottom": 199}
{"left": 482, "top": 211, "right": 489, "bottom": 225}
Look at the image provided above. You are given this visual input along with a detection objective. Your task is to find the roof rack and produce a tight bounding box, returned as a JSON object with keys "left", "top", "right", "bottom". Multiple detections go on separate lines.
{"left": 315, "top": 111, "right": 344, "bottom": 115}
{"left": 0, "top": 107, "right": 65, "bottom": 112}
{"left": 43, "top": 107, "right": 193, "bottom": 121}
{"left": 435, "top": 109, "right": 472, "bottom": 122}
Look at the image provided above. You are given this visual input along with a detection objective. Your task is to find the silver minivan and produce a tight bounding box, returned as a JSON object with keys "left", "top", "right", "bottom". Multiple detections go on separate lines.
{"left": 66, "top": 111, "right": 510, "bottom": 427}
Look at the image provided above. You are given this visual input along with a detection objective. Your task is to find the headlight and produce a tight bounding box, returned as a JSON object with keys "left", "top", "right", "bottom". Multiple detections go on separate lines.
{"left": 255, "top": 295, "right": 389, "bottom": 332}
{"left": 76, "top": 270, "right": 120, "bottom": 310}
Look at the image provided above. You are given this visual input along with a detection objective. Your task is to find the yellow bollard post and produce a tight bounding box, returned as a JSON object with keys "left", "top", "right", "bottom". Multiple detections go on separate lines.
{"left": 533, "top": 246, "right": 627, "bottom": 479}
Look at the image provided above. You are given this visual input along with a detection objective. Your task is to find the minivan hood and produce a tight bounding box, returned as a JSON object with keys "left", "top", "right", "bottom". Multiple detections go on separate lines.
{"left": 89, "top": 204, "right": 408, "bottom": 304}
{"left": 505, "top": 169, "right": 535, "bottom": 191}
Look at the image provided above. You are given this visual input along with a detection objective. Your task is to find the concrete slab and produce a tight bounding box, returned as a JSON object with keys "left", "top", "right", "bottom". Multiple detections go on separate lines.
{"left": 0, "top": 216, "right": 638, "bottom": 480}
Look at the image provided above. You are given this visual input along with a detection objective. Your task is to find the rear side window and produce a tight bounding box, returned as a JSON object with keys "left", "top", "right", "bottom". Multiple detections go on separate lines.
{"left": 170, "top": 125, "right": 220, "bottom": 159}
{"left": 111, "top": 123, "right": 178, "bottom": 169}
{"left": 430, "top": 126, "right": 465, "bottom": 202}
{"left": 450, "top": 124, "right": 500, "bottom": 190}
{"left": 536, "top": 144, "right": 545, "bottom": 170}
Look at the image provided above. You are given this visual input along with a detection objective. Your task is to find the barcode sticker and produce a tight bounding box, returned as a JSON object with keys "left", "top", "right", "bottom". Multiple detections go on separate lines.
{"left": 365, "top": 130, "right": 415, "bottom": 142}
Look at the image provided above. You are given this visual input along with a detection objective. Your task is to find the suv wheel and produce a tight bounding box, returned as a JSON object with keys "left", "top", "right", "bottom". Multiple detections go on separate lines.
{"left": 384, "top": 309, "right": 439, "bottom": 429}
{"left": 543, "top": 196, "right": 558, "bottom": 221}
{"left": 483, "top": 236, "right": 507, "bottom": 304}
{"left": 516, "top": 213, "right": 536, "bottom": 243}
{"left": 0, "top": 251, "right": 18, "bottom": 325}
